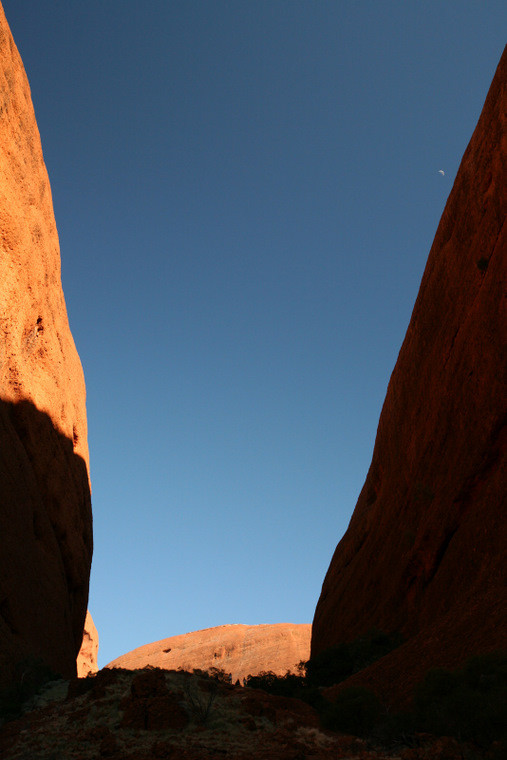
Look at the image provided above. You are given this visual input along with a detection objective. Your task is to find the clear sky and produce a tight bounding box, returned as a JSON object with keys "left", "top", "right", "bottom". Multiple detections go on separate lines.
{"left": 4, "top": 1, "right": 505, "bottom": 668}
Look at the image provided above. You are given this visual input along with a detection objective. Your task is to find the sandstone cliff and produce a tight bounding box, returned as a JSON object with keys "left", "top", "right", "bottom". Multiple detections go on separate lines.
{"left": 77, "top": 611, "right": 99, "bottom": 677}
{"left": 312, "top": 47, "right": 506, "bottom": 703}
{"left": 107, "top": 624, "right": 311, "bottom": 683}
{"left": 0, "top": 2, "right": 92, "bottom": 682}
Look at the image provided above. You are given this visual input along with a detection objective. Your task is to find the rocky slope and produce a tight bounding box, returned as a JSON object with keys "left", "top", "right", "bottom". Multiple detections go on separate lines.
{"left": 77, "top": 612, "right": 99, "bottom": 678}
{"left": 312, "top": 47, "right": 507, "bottom": 705}
{"left": 107, "top": 624, "right": 311, "bottom": 683}
{"left": 0, "top": 2, "right": 92, "bottom": 683}
{"left": 0, "top": 666, "right": 476, "bottom": 760}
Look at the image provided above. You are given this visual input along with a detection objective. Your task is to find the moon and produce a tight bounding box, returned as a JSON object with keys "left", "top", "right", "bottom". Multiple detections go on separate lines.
{"left": 438, "top": 169, "right": 445, "bottom": 175}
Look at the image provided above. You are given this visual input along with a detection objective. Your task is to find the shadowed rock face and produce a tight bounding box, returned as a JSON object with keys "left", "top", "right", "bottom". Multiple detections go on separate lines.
{"left": 107, "top": 624, "right": 311, "bottom": 683}
{"left": 0, "top": 3, "right": 92, "bottom": 683}
{"left": 312, "top": 47, "right": 506, "bottom": 702}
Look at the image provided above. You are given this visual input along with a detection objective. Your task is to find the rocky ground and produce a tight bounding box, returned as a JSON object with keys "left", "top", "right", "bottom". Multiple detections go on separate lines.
{"left": 0, "top": 667, "right": 495, "bottom": 760}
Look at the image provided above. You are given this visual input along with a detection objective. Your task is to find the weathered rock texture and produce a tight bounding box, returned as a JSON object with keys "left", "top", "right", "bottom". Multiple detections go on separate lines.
{"left": 77, "top": 611, "right": 99, "bottom": 677}
{"left": 107, "top": 624, "right": 311, "bottom": 683}
{"left": 0, "top": 2, "right": 92, "bottom": 683}
{"left": 312, "top": 47, "right": 507, "bottom": 704}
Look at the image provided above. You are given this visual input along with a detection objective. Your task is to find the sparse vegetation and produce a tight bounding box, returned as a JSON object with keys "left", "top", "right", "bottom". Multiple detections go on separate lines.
{"left": 241, "top": 635, "right": 507, "bottom": 756}
{"left": 305, "top": 628, "right": 404, "bottom": 687}
{"left": 243, "top": 628, "right": 404, "bottom": 700}
{"left": 413, "top": 651, "right": 507, "bottom": 747}
{"left": 243, "top": 666, "right": 326, "bottom": 711}
{"left": 0, "top": 656, "right": 60, "bottom": 724}
{"left": 321, "top": 686, "right": 382, "bottom": 735}
{"left": 243, "top": 669, "right": 305, "bottom": 697}
{"left": 182, "top": 668, "right": 231, "bottom": 724}
{"left": 182, "top": 681, "right": 218, "bottom": 724}
{"left": 2, "top": 654, "right": 505, "bottom": 758}
{"left": 200, "top": 666, "right": 233, "bottom": 684}
{"left": 241, "top": 629, "right": 405, "bottom": 723}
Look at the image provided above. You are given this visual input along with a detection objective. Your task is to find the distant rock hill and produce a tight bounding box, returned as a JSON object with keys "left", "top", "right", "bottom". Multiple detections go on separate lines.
{"left": 107, "top": 624, "right": 311, "bottom": 682}
{"left": 312, "top": 46, "right": 507, "bottom": 706}
{"left": 0, "top": 1, "right": 92, "bottom": 683}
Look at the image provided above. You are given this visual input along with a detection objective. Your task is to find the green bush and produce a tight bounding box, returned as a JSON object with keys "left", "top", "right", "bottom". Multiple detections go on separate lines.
{"left": 192, "top": 667, "right": 232, "bottom": 684}
{"left": 243, "top": 670, "right": 305, "bottom": 698}
{"left": 242, "top": 645, "right": 507, "bottom": 755}
{"left": 414, "top": 651, "right": 507, "bottom": 747}
{"left": 305, "top": 629, "right": 404, "bottom": 687}
{"left": 243, "top": 669, "right": 327, "bottom": 713}
{"left": 242, "top": 629, "right": 404, "bottom": 721}
{"left": 371, "top": 709, "right": 416, "bottom": 745}
{"left": 242, "top": 630, "right": 403, "bottom": 698}
{"left": 321, "top": 686, "right": 382, "bottom": 736}
{"left": 184, "top": 675, "right": 220, "bottom": 725}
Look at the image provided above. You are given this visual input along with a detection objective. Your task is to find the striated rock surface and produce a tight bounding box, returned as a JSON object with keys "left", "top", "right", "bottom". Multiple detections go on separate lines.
{"left": 77, "top": 611, "right": 99, "bottom": 677}
{"left": 107, "top": 624, "right": 311, "bottom": 683}
{"left": 312, "top": 47, "right": 507, "bottom": 704}
{"left": 0, "top": 2, "right": 92, "bottom": 683}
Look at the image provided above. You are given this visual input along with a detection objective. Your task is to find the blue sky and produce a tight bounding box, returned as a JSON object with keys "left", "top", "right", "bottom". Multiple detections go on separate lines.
{"left": 4, "top": 1, "right": 505, "bottom": 667}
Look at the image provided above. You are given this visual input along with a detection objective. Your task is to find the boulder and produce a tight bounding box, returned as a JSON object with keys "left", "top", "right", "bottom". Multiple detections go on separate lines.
{"left": 312, "top": 47, "right": 507, "bottom": 704}
{"left": 107, "top": 623, "right": 311, "bottom": 683}
{"left": 0, "top": 2, "right": 92, "bottom": 683}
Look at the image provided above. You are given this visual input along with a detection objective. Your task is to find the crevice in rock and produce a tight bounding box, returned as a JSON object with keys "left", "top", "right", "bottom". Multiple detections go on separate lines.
{"left": 0, "top": 597, "right": 20, "bottom": 636}
{"left": 425, "top": 526, "right": 458, "bottom": 585}
{"left": 442, "top": 215, "right": 505, "bottom": 369}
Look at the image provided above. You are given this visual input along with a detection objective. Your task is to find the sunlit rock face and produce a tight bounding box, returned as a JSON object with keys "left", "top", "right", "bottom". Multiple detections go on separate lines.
{"left": 0, "top": 2, "right": 92, "bottom": 683}
{"left": 312, "top": 47, "right": 506, "bottom": 705}
{"left": 107, "top": 624, "right": 311, "bottom": 683}
{"left": 77, "top": 611, "right": 99, "bottom": 677}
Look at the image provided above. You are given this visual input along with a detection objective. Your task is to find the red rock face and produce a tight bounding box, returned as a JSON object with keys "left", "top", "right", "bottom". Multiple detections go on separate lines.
{"left": 312, "top": 47, "right": 507, "bottom": 703}
{"left": 77, "top": 611, "right": 99, "bottom": 677}
{"left": 0, "top": 3, "right": 92, "bottom": 682}
{"left": 107, "top": 624, "right": 311, "bottom": 683}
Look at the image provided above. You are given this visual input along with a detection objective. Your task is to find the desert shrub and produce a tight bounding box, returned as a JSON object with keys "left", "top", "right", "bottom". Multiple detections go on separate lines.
{"left": 414, "top": 651, "right": 507, "bottom": 747}
{"left": 243, "top": 670, "right": 306, "bottom": 698}
{"left": 206, "top": 667, "right": 233, "bottom": 684}
{"left": 242, "top": 647, "right": 507, "bottom": 755}
{"left": 321, "top": 686, "right": 382, "bottom": 736}
{"left": 242, "top": 629, "right": 403, "bottom": 716}
{"left": 191, "top": 667, "right": 232, "bottom": 684}
{"left": 337, "top": 651, "right": 507, "bottom": 751}
{"left": 371, "top": 709, "right": 416, "bottom": 746}
{"left": 183, "top": 675, "right": 219, "bottom": 724}
{"left": 0, "top": 656, "right": 60, "bottom": 723}
{"left": 243, "top": 669, "right": 327, "bottom": 713}
{"left": 305, "top": 629, "right": 404, "bottom": 687}
{"left": 243, "top": 630, "right": 403, "bottom": 698}
{"left": 182, "top": 669, "right": 235, "bottom": 724}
